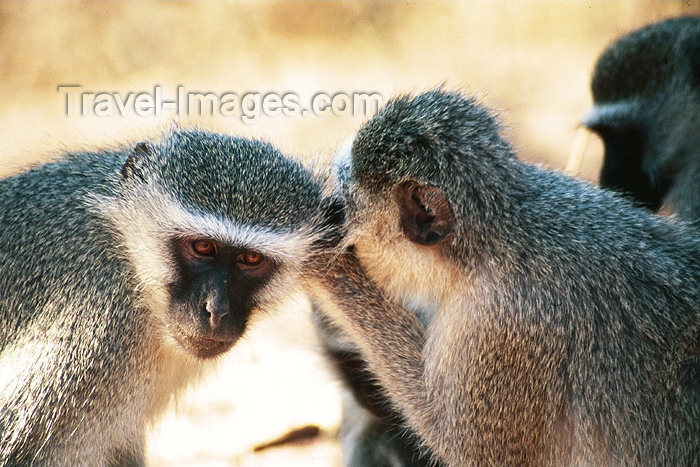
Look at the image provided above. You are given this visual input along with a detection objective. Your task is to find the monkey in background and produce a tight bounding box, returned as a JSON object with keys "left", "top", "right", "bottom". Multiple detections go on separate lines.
{"left": 0, "top": 128, "right": 333, "bottom": 466}
{"left": 586, "top": 16, "right": 700, "bottom": 222}
{"left": 307, "top": 89, "right": 700, "bottom": 466}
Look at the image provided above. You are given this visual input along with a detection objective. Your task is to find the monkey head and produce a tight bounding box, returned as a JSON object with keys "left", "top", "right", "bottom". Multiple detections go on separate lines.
{"left": 95, "top": 128, "right": 331, "bottom": 359}
{"left": 585, "top": 16, "right": 700, "bottom": 217}
{"left": 334, "top": 89, "right": 517, "bottom": 307}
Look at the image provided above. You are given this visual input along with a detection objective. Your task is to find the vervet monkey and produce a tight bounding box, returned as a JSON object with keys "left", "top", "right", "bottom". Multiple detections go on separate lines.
{"left": 0, "top": 128, "right": 333, "bottom": 466}
{"left": 308, "top": 89, "right": 700, "bottom": 466}
{"left": 586, "top": 16, "right": 700, "bottom": 221}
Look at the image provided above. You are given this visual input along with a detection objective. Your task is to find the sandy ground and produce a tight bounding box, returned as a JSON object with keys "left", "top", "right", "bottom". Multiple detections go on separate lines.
{"left": 1, "top": 2, "right": 698, "bottom": 465}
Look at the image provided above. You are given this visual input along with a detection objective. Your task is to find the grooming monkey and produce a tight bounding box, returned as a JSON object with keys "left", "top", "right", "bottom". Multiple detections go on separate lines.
{"left": 319, "top": 18, "right": 700, "bottom": 463}
{"left": 0, "top": 128, "right": 332, "bottom": 466}
{"left": 585, "top": 16, "right": 700, "bottom": 221}
{"left": 307, "top": 89, "right": 700, "bottom": 466}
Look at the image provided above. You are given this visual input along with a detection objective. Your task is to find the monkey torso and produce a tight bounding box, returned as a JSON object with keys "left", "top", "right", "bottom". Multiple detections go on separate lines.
{"left": 340, "top": 88, "right": 700, "bottom": 465}
{"left": 0, "top": 151, "right": 204, "bottom": 466}
{"left": 424, "top": 165, "right": 699, "bottom": 466}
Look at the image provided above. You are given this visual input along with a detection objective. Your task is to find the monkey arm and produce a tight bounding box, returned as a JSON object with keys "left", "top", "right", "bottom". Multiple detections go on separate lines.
{"left": 305, "top": 252, "right": 566, "bottom": 466}
{"left": 304, "top": 251, "right": 445, "bottom": 459}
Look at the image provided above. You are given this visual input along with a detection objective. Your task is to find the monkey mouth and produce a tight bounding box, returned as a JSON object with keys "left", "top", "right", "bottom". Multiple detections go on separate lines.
{"left": 169, "top": 327, "right": 238, "bottom": 359}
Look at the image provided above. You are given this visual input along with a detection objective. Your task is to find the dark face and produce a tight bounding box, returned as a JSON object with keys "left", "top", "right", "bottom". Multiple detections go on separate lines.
{"left": 591, "top": 122, "right": 673, "bottom": 212}
{"left": 166, "top": 236, "right": 276, "bottom": 359}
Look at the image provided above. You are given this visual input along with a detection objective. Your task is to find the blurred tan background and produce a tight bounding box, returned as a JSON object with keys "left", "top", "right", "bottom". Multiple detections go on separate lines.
{"left": 1, "top": 2, "right": 698, "bottom": 466}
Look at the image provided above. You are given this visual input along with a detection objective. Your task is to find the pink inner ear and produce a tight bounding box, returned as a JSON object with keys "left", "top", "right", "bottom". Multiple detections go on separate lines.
{"left": 395, "top": 180, "right": 454, "bottom": 246}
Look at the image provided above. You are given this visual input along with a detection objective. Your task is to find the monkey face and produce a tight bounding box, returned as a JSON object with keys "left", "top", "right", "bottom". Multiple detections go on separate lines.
{"left": 586, "top": 109, "right": 674, "bottom": 212}
{"left": 94, "top": 128, "right": 334, "bottom": 361}
{"left": 164, "top": 236, "right": 277, "bottom": 359}
{"left": 586, "top": 16, "right": 700, "bottom": 218}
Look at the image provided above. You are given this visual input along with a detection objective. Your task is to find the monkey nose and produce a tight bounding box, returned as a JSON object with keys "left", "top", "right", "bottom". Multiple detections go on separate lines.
{"left": 205, "top": 301, "right": 229, "bottom": 329}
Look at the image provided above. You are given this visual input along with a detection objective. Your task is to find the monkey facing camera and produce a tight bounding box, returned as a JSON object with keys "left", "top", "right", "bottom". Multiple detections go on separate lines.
{"left": 307, "top": 89, "right": 700, "bottom": 466}
{"left": 586, "top": 16, "right": 700, "bottom": 221}
{"left": 0, "top": 128, "right": 333, "bottom": 466}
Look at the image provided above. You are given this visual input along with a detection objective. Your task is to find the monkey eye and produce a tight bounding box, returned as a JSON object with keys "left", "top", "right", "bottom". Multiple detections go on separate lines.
{"left": 236, "top": 250, "right": 273, "bottom": 277}
{"left": 191, "top": 240, "right": 216, "bottom": 257}
{"left": 238, "top": 251, "right": 264, "bottom": 266}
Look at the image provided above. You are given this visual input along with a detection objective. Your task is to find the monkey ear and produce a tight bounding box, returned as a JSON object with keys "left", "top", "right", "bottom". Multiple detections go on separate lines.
{"left": 120, "top": 142, "right": 151, "bottom": 181}
{"left": 396, "top": 180, "right": 454, "bottom": 246}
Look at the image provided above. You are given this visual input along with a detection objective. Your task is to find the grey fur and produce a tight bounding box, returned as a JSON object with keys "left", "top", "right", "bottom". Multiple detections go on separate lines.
{"left": 0, "top": 128, "right": 329, "bottom": 466}
{"left": 307, "top": 89, "right": 700, "bottom": 466}
{"left": 313, "top": 306, "right": 437, "bottom": 467}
